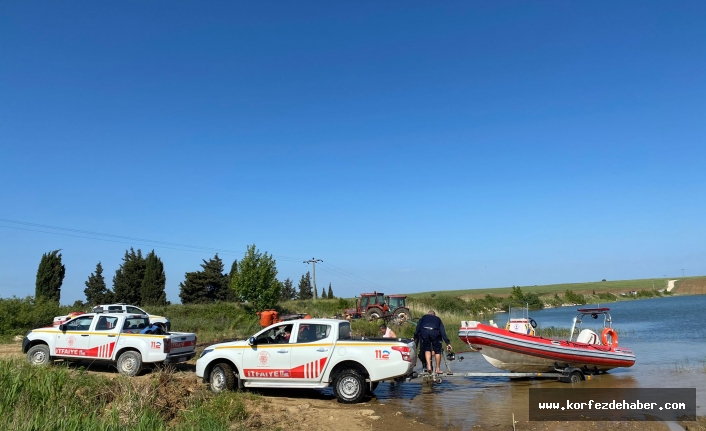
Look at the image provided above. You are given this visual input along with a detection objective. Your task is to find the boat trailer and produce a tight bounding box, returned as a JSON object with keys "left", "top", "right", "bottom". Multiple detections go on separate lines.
{"left": 405, "top": 354, "right": 595, "bottom": 385}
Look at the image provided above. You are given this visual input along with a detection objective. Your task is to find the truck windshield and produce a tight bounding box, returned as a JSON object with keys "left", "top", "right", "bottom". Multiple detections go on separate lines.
{"left": 66, "top": 316, "right": 94, "bottom": 331}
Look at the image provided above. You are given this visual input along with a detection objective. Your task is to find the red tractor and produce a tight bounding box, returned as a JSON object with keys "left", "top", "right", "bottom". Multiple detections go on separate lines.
{"left": 386, "top": 294, "right": 411, "bottom": 322}
{"left": 344, "top": 292, "right": 412, "bottom": 322}
{"left": 344, "top": 292, "right": 389, "bottom": 320}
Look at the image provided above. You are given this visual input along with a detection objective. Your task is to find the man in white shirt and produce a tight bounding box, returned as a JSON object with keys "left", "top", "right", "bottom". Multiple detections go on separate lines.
{"left": 380, "top": 324, "right": 396, "bottom": 338}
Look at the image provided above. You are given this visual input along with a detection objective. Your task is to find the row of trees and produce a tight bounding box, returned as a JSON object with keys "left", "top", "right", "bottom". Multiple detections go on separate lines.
{"left": 179, "top": 246, "right": 334, "bottom": 308}
{"left": 34, "top": 245, "right": 335, "bottom": 310}
{"left": 83, "top": 248, "right": 168, "bottom": 306}
{"left": 279, "top": 273, "right": 336, "bottom": 301}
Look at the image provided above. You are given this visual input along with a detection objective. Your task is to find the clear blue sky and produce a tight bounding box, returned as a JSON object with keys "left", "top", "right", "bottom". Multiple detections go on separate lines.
{"left": 1, "top": 2, "right": 704, "bottom": 304}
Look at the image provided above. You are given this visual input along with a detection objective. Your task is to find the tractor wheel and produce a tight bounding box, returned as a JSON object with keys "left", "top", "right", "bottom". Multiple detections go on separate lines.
{"left": 393, "top": 307, "right": 411, "bottom": 322}
{"left": 366, "top": 307, "right": 383, "bottom": 320}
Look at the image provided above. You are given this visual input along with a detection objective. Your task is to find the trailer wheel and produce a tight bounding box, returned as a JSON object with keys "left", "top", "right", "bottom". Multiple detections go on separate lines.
{"left": 27, "top": 344, "right": 51, "bottom": 366}
{"left": 570, "top": 370, "right": 583, "bottom": 383}
{"left": 210, "top": 363, "right": 236, "bottom": 393}
{"left": 334, "top": 369, "right": 366, "bottom": 404}
{"left": 117, "top": 351, "right": 142, "bottom": 377}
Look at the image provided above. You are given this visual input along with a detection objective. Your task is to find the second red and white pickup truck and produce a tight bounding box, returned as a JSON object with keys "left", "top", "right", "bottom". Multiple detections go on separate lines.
{"left": 196, "top": 318, "right": 416, "bottom": 403}
{"left": 52, "top": 303, "right": 171, "bottom": 331}
{"left": 23, "top": 311, "right": 196, "bottom": 376}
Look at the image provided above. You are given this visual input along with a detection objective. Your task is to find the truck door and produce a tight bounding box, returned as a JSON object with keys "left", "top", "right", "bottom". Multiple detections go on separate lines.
{"left": 87, "top": 315, "right": 120, "bottom": 359}
{"left": 55, "top": 315, "right": 94, "bottom": 357}
{"left": 242, "top": 323, "right": 292, "bottom": 381}
{"left": 289, "top": 323, "right": 333, "bottom": 382}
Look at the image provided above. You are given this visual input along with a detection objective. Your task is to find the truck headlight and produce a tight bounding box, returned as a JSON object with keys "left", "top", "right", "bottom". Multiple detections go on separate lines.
{"left": 199, "top": 349, "right": 213, "bottom": 358}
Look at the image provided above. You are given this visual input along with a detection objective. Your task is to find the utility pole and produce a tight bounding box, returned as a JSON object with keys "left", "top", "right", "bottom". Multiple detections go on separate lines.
{"left": 304, "top": 258, "right": 323, "bottom": 301}
{"left": 681, "top": 269, "right": 685, "bottom": 278}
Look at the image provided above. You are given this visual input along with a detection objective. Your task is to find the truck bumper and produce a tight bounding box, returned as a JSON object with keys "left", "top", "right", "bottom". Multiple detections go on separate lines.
{"left": 164, "top": 352, "right": 195, "bottom": 364}
{"left": 22, "top": 337, "right": 30, "bottom": 353}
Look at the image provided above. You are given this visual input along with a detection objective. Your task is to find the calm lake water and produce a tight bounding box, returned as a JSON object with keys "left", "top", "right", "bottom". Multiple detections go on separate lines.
{"left": 368, "top": 295, "right": 706, "bottom": 429}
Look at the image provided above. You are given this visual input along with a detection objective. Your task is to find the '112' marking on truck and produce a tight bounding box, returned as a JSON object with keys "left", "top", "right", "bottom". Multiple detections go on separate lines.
{"left": 375, "top": 350, "right": 390, "bottom": 360}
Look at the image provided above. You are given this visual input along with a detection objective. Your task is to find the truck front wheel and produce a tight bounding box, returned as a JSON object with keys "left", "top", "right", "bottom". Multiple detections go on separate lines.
{"left": 27, "top": 344, "right": 51, "bottom": 366}
{"left": 334, "top": 369, "right": 367, "bottom": 404}
{"left": 210, "top": 363, "right": 236, "bottom": 393}
{"left": 117, "top": 351, "right": 142, "bottom": 377}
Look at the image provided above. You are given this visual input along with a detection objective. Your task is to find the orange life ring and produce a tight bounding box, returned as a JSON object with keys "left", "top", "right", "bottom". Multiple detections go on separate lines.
{"left": 601, "top": 327, "right": 618, "bottom": 347}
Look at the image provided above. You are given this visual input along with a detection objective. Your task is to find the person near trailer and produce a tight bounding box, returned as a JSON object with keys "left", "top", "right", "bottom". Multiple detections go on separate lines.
{"left": 414, "top": 310, "right": 453, "bottom": 374}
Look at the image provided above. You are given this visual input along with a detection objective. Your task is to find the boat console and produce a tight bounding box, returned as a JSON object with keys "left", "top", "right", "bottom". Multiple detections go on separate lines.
{"left": 505, "top": 307, "right": 537, "bottom": 336}
{"left": 576, "top": 329, "right": 601, "bottom": 344}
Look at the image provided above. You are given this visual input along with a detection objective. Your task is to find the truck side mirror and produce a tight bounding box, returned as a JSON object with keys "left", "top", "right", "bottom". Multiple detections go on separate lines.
{"left": 59, "top": 324, "right": 66, "bottom": 332}
{"left": 248, "top": 337, "right": 255, "bottom": 346}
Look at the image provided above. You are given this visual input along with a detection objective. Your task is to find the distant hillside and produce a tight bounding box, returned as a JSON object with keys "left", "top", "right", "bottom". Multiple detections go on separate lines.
{"left": 672, "top": 277, "right": 706, "bottom": 295}
{"left": 407, "top": 275, "right": 706, "bottom": 299}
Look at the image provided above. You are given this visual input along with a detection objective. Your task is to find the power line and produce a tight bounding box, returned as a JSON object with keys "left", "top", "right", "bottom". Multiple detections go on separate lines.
{"left": 319, "top": 261, "right": 388, "bottom": 291}
{"left": 314, "top": 265, "right": 384, "bottom": 291}
{"left": 0, "top": 218, "right": 389, "bottom": 294}
{"left": 315, "top": 264, "right": 380, "bottom": 290}
{"left": 0, "top": 219, "right": 305, "bottom": 263}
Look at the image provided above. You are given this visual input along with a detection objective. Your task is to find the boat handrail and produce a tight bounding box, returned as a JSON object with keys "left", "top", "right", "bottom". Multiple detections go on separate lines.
{"left": 572, "top": 310, "right": 613, "bottom": 337}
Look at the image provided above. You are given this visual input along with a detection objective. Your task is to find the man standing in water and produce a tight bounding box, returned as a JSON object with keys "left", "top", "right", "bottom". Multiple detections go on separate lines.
{"left": 414, "top": 310, "right": 453, "bottom": 374}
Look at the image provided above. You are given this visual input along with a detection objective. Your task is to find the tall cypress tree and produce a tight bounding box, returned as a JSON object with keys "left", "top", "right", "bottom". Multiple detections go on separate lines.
{"left": 179, "top": 254, "right": 230, "bottom": 304}
{"left": 297, "top": 272, "right": 312, "bottom": 300}
{"left": 35, "top": 250, "right": 65, "bottom": 303}
{"left": 179, "top": 271, "right": 208, "bottom": 304}
{"left": 112, "top": 248, "right": 146, "bottom": 305}
{"left": 321, "top": 287, "right": 327, "bottom": 299}
{"left": 141, "top": 250, "right": 167, "bottom": 306}
{"left": 225, "top": 258, "right": 239, "bottom": 301}
{"left": 327, "top": 283, "right": 334, "bottom": 299}
{"left": 84, "top": 262, "right": 112, "bottom": 305}
{"left": 280, "top": 277, "right": 296, "bottom": 301}
{"left": 205, "top": 254, "right": 229, "bottom": 301}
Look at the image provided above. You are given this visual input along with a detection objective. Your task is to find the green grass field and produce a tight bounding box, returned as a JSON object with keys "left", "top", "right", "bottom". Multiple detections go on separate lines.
{"left": 0, "top": 359, "right": 257, "bottom": 431}
{"left": 407, "top": 275, "right": 706, "bottom": 299}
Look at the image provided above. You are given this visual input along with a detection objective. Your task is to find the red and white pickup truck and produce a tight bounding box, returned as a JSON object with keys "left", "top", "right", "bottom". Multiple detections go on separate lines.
{"left": 196, "top": 318, "right": 416, "bottom": 403}
{"left": 52, "top": 303, "right": 171, "bottom": 331}
{"left": 23, "top": 312, "right": 196, "bottom": 376}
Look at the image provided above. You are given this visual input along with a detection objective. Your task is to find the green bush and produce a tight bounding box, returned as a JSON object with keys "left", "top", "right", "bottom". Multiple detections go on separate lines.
{"left": 597, "top": 292, "right": 618, "bottom": 301}
{"left": 636, "top": 289, "right": 660, "bottom": 298}
{"left": 0, "top": 296, "right": 74, "bottom": 337}
{"left": 563, "top": 290, "right": 586, "bottom": 305}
